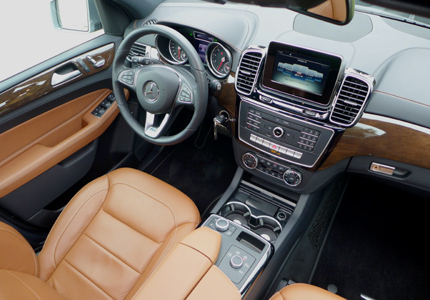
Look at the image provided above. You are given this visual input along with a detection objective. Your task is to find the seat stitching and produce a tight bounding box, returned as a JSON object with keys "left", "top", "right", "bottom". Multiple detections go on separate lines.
{"left": 180, "top": 242, "right": 214, "bottom": 264}
{"left": 52, "top": 188, "right": 108, "bottom": 267}
{"left": 63, "top": 259, "right": 115, "bottom": 300}
{"left": 0, "top": 228, "right": 38, "bottom": 276}
{"left": 109, "top": 182, "right": 194, "bottom": 227}
{"left": 46, "top": 188, "right": 108, "bottom": 282}
{"left": 101, "top": 209, "right": 161, "bottom": 245}
{"left": 106, "top": 182, "right": 182, "bottom": 280}
{"left": 83, "top": 232, "right": 143, "bottom": 274}
{"left": 5, "top": 270, "right": 42, "bottom": 300}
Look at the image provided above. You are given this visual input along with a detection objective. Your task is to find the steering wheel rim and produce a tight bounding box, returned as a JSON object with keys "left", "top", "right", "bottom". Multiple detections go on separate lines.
{"left": 112, "top": 25, "right": 208, "bottom": 146}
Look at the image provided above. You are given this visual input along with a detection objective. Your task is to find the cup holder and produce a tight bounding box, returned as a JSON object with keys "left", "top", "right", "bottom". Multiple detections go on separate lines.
{"left": 219, "top": 201, "right": 282, "bottom": 242}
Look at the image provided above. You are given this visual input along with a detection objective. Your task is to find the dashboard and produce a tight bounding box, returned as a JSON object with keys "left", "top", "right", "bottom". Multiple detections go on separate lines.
{"left": 124, "top": 1, "right": 430, "bottom": 194}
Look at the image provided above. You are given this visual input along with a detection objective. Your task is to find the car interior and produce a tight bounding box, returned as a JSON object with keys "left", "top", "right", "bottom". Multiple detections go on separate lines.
{"left": 0, "top": 0, "right": 429, "bottom": 299}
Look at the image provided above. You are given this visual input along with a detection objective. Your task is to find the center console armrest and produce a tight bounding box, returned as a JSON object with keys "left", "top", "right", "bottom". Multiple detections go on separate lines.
{"left": 132, "top": 227, "right": 241, "bottom": 300}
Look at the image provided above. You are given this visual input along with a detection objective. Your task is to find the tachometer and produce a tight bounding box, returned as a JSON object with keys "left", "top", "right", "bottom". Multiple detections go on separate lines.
{"left": 207, "top": 42, "right": 232, "bottom": 78}
{"left": 168, "top": 40, "right": 187, "bottom": 64}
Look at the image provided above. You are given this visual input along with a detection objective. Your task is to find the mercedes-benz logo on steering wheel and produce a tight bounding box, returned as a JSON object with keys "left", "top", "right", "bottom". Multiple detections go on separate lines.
{"left": 144, "top": 82, "right": 160, "bottom": 102}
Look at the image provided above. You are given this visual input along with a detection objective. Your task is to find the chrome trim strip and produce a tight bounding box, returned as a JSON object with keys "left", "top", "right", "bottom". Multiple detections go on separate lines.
{"left": 238, "top": 98, "right": 336, "bottom": 168}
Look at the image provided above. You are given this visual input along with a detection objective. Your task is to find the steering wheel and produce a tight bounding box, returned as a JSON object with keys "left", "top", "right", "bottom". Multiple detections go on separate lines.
{"left": 112, "top": 25, "right": 209, "bottom": 145}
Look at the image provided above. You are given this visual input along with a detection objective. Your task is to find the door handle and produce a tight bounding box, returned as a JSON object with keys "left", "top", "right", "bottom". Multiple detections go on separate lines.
{"left": 51, "top": 65, "right": 82, "bottom": 86}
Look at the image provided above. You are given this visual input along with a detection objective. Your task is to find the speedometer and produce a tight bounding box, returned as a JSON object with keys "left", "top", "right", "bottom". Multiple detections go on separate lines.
{"left": 168, "top": 40, "right": 187, "bottom": 64}
{"left": 207, "top": 42, "right": 232, "bottom": 78}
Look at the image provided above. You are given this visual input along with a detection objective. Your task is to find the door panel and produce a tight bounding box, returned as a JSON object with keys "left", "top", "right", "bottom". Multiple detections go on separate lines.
{"left": 0, "top": 88, "right": 126, "bottom": 198}
{"left": 0, "top": 34, "right": 129, "bottom": 232}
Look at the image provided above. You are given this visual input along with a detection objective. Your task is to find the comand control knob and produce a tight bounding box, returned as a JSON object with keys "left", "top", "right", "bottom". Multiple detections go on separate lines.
{"left": 230, "top": 255, "right": 244, "bottom": 269}
{"left": 242, "top": 152, "right": 258, "bottom": 169}
{"left": 273, "top": 127, "right": 284, "bottom": 138}
{"left": 283, "top": 168, "right": 302, "bottom": 187}
{"left": 215, "top": 218, "right": 229, "bottom": 232}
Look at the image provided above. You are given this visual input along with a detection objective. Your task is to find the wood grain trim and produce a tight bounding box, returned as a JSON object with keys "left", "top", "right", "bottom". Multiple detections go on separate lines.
{"left": 215, "top": 73, "right": 236, "bottom": 119}
{"left": 0, "top": 89, "right": 127, "bottom": 198}
{"left": 319, "top": 113, "right": 430, "bottom": 170}
{"left": 0, "top": 43, "right": 115, "bottom": 117}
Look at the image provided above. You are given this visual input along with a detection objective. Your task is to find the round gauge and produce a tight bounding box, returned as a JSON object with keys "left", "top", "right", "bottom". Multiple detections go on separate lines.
{"left": 207, "top": 43, "right": 232, "bottom": 78}
{"left": 168, "top": 40, "right": 187, "bottom": 64}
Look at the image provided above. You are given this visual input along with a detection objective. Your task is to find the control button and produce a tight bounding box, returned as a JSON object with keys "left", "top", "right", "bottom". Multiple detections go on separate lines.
{"left": 279, "top": 147, "right": 287, "bottom": 154}
{"left": 256, "top": 137, "right": 263, "bottom": 144}
{"left": 230, "top": 255, "right": 244, "bottom": 269}
{"left": 286, "top": 149, "right": 295, "bottom": 157}
{"left": 215, "top": 218, "right": 229, "bottom": 232}
{"left": 260, "top": 95, "right": 272, "bottom": 103}
{"left": 283, "top": 168, "right": 302, "bottom": 187}
{"left": 242, "top": 152, "right": 258, "bottom": 169}
{"left": 270, "top": 143, "right": 280, "bottom": 152}
{"left": 250, "top": 134, "right": 257, "bottom": 142}
{"left": 294, "top": 152, "right": 303, "bottom": 159}
{"left": 273, "top": 127, "right": 284, "bottom": 138}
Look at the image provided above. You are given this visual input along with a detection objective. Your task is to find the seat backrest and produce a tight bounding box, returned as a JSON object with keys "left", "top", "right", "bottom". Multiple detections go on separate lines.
{"left": 37, "top": 168, "right": 200, "bottom": 300}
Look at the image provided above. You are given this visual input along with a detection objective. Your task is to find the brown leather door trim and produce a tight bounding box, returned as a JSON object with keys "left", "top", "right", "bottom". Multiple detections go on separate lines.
{"left": 0, "top": 88, "right": 127, "bottom": 198}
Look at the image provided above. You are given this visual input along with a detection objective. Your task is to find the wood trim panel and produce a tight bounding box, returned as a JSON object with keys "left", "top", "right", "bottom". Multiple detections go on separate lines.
{"left": 215, "top": 73, "right": 236, "bottom": 119}
{"left": 0, "top": 43, "right": 115, "bottom": 117}
{"left": 319, "top": 113, "right": 430, "bottom": 170}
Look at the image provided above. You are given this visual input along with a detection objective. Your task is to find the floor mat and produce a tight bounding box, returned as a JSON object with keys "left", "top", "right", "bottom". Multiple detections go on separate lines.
{"left": 311, "top": 176, "right": 430, "bottom": 300}
{"left": 148, "top": 130, "right": 237, "bottom": 217}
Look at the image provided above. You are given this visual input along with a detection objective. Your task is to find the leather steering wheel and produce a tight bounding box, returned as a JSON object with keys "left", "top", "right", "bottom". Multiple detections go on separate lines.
{"left": 112, "top": 25, "right": 208, "bottom": 145}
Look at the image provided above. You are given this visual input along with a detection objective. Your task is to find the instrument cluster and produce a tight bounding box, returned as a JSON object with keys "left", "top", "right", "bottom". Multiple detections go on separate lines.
{"left": 155, "top": 30, "right": 232, "bottom": 79}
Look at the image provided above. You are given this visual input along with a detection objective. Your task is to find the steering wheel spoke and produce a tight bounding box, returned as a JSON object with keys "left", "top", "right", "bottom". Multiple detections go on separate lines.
{"left": 144, "top": 112, "right": 171, "bottom": 138}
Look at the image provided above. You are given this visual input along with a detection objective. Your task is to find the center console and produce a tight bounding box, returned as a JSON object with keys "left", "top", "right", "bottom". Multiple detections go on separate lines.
{"left": 234, "top": 41, "right": 374, "bottom": 191}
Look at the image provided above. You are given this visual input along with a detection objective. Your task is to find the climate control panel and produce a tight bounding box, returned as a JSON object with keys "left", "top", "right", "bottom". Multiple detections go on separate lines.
{"left": 242, "top": 152, "right": 302, "bottom": 187}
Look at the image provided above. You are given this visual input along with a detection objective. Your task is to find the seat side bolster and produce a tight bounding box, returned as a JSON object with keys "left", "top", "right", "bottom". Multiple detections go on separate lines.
{"left": 0, "top": 222, "right": 38, "bottom": 276}
{"left": 38, "top": 174, "right": 109, "bottom": 281}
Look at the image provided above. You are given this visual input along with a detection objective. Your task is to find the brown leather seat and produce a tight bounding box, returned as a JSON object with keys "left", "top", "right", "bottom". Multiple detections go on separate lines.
{"left": 270, "top": 283, "right": 346, "bottom": 300}
{"left": 0, "top": 168, "right": 204, "bottom": 300}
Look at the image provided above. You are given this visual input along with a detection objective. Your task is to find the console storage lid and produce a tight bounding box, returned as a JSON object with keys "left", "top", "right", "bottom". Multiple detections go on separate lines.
{"left": 132, "top": 227, "right": 241, "bottom": 300}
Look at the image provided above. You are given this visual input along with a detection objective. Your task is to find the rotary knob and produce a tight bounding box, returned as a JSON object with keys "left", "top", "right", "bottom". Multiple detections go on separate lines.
{"left": 273, "top": 127, "right": 284, "bottom": 138}
{"left": 283, "top": 168, "right": 302, "bottom": 187}
{"left": 215, "top": 218, "right": 229, "bottom": 232}
{"left": 230, "top": 255, "right": 244, "bottom": 269}
{"left": 242, "top": 152, "right": 258, "bottom": 169}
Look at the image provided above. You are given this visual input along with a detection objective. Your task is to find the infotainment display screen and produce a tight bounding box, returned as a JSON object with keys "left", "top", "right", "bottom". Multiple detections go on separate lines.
{"left": 262, "top": 42, "right": 343, "bottom": 106}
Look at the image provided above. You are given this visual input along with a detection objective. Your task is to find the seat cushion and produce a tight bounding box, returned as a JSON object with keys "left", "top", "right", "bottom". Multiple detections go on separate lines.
{"left": 37, "top": 168, "right": 200, "bottom": 300}
{"left": 270, "top": 283, "right": 346, "bottom": 300}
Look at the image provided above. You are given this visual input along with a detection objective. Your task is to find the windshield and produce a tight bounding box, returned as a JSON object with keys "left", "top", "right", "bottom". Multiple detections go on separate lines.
{"left": 355, "top": 0, "right": 430, "bottom": 27}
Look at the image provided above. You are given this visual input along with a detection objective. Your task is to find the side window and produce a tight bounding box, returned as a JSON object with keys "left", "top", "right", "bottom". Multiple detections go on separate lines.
{"left": 0, "top": 0, "right": 104, "bottom": 82}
